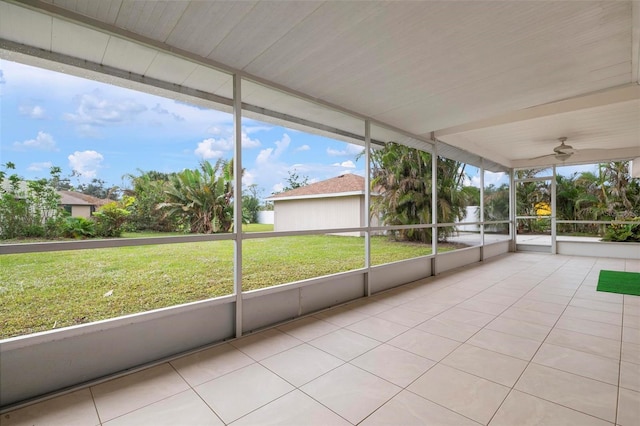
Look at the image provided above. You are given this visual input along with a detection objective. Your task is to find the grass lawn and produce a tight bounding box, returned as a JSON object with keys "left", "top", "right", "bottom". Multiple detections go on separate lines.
{"left": 242, "top": 223, "right": 275, "bottom": 232}
{"left": 0, "top": 233, "right": 447, "bottom": 339}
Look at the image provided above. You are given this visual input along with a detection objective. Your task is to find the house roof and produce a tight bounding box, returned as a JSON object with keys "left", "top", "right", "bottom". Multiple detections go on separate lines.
{"left": 268, "top": 174, "right": 365, "bottom": 201}
{"left": 58, "top": 190, "right": 110, "bottom": 207}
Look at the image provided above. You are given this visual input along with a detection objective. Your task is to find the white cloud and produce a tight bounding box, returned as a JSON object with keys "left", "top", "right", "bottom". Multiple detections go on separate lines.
{"left": 195, "top": 132, "right": 261, "bottom": 159}
{"left": 13, "top": 131, "right": 58, "bottom": 151}
{"left": 256, "top": 133, "right": 291, "bottom": 165}
{"left": 68, "top": 150, "right": 104, "bottom": 180}
{"left": 483, "top": 171, "right": 507, "bottom": 186}
{"left": 326, "top": 143, "right": 363, "bottom": 157}
{"left": 326, "top": 148, "right": 345, "bottom": 156}
{"left": 64, "top": 91, "right": 147, "bottom": 127}
{"left": 242, "top": 132, "right": 261, "bottom": 148}
{"left": 275, "top": 134, "right": 291, "bottom": 154}
{"left": 556, "top": 164, "right": 597, "bottom": 177}
{"left": 256, "top": 149, "right": 273, "bottom": 165}
{"left": 243, "top": 170, "right": 256, "bottom": 187}
{"left": 295, "top": 144, "right": 310, "bottom": 152}
{"left": 19, "top": 105, "right": 46, "bottom": 119}
{"left": 194, "top": 137, "right": 229, "bottom": 159}
{"left": 151, "top": 103, "right": 184, "bottom": 121}
{"left": 27, "top": 161, "right": 53, "bottom": 172}
{"left": 332, "top": 160, "right": 356, "bottom": 168}
{"left": 462, "top": 171, "right": 508, "bottom": 188}
{"left": 244, "top": 125, "right": 272, "bottom": 134}
{"left": 271, "top": 182, "right": 284, "bottom": 193}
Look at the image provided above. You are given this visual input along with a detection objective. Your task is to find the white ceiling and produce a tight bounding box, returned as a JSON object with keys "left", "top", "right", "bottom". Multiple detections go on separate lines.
{"left": 1, "top": 0, "right": 638, "bottom": 169}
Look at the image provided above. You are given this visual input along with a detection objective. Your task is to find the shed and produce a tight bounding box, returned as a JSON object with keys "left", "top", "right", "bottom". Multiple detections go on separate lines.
{"left": 58, "top": 190, "right": 109, "bottom": 219}
{"left": 267, "top": 174, "right": 378, "bottom": 236}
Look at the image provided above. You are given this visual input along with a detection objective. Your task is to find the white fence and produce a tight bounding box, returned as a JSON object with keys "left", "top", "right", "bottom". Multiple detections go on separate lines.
{"left": 257, "top": 210, "right": 274, "bottom": 225}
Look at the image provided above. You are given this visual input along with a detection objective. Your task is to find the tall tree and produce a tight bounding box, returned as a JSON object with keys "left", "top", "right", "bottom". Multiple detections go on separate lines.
{"left": 370, "top": 142, "right": 471, "bottom": 242}
{"left": 483, "top": 183, "right": 510, "bottom": 221}
{"left": 159, "top": 159, "right": 235, "bottom": 234}
{"left": 242, "top": 184, "right": 262, "bottom": 224}
{"left": 123, "top": 170, "right": 175, "bottom": 232}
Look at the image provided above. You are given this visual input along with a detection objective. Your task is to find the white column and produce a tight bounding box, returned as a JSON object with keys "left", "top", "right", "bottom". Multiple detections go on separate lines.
{"left": 479, "top": 160, "right": 485, "bottom": 259}
{"left": 431, "top": 141, "right": 438, "bottom": 275}
{"left": 509, "top": 169, "right": 516, "bottom": 252}
{"left": 364, "top": 120, "right": 371, "bottom": 296}
{"left": 233, "top": 74, "right": 243, "bottom": 338}
{"left": 551, "top": 165, "right": 557, "bottom": 254}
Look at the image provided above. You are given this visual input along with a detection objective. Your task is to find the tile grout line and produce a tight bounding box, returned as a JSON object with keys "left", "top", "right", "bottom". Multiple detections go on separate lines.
{"left": 240, "top": 259, "right": 523, "bottom": 425}
{"left": 167, "top": 361, "right": 227, "bottom": 425}
{"left": 615, "top": 296, "right": 625, "bottom": 426}
{"left": 394, "top": 255, "right": 552, "bottom": 425}
{"left": 520, "top": 256, "right": 623, "bottom": 423}
{"left": 511, "top": 388, "right": 620, "bottom": 425}
{"left": 485, "top": 255, "right": 598, "bottom": 425}
{"left": 88, "top": 387, "right": 102, "bottom": 426}
{"left": 359, "top": 255, "right": 568, "bottom": 425}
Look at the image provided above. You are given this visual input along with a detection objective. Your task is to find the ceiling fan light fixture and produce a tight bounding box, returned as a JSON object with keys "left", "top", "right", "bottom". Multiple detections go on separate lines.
{"left": 555, "top": 152, "right": 572, "bottom": 161}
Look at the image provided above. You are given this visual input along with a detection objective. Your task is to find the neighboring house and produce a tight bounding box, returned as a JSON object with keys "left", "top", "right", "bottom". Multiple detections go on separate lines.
{"left": 58, "top": 190, "right": 109, "bottom": 218}
{"left": 267, "top": 174, "right": 379, "bottom": 236}
{"left": 1, "top": 181, "right": 108, "bottom": 219}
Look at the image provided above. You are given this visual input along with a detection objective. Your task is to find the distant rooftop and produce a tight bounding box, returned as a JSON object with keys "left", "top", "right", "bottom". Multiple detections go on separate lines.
{"left": 58, "top": 190, "right": 110, "bottom": 207}
{"left": 268, "top": 174, "right": 365, "bottom": 200}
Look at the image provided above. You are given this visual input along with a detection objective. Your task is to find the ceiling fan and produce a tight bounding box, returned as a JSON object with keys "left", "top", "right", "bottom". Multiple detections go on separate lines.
{"left": 525, "top": 135, "right": 634, "bottom": 165}
{"left": 529, "top": 137, "right": 576, "bottom": 162}
{"left": 551, "top": 137, "right": 575, "bottom": 161}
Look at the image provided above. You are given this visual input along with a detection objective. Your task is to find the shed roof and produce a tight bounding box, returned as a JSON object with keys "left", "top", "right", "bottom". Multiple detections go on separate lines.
{"left": 269, "top": 174, "right": 364, "bottom": 201}
{"left": 58, "top": 190, "right": 110, "bottom": 207}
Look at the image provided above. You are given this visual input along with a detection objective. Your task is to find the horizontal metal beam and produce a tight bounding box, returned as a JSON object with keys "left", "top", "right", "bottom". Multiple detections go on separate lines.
{"left": 0, "top": 39, "right": 390, "bottom": 150}
{"left": 435, "top": 84, "right": 640, "bottom": 137}
{"left": 5, "top": 0, "right": 435, "bottom": 151}
{"left": 0, "top": 38, "right": 234, "bottom": 110}
{"left": 241, "top": 103, "right": 386, "bottom": 147}
{"left": 0, "top": 233, "right": 236, "bottom": 255}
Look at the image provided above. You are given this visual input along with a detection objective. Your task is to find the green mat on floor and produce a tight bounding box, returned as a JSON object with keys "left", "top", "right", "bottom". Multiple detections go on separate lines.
{"left": 597, "top": 270, "right": 640, "bottom": 296}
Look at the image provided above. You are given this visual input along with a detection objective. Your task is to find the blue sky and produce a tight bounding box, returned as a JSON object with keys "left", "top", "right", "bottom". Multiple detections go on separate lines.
{"left": 1, "top": 59, "right": 593, "bottom": 198}
{"left": 0, "top": 59, "right": 366, "bottom": 198}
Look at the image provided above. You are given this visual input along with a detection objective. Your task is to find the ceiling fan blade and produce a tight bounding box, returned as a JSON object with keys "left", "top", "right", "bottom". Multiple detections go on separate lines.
{"left": 554, "top": 146, "right": 575, "bottom": 155}
{"left": 527, "top": 154, "right": 555, "bottom": 160}
{"left": 576, "top": 148, "right": 613, "bottom": 154}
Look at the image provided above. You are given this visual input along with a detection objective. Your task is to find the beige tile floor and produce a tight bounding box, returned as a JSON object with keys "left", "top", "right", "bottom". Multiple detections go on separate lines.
{"left": 2, "top": 253, "right": 640, "bottom": 425}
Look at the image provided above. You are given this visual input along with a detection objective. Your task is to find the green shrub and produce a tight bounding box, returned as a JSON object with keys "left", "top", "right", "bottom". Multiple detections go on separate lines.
{"left": 63, "top": 217, "right": 96, "bottom": 239}
{"left": 93, "top": 201, "right": 131, "bottom": 238}
{"left": 0, "top": 163, "right": 65, "bottom": 240}
{"left": 603, "top": 218, "right": 640, "bottom": 242}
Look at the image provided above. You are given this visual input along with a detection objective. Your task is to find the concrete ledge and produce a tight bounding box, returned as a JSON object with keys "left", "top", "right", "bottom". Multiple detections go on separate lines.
{"left": 517, "top": 243, "right": 551, "bottom": 253}
{"left": 557, "top": 240, "right": 640, "bottom": 259}
{"left": 0, "top": 297, "right": 236, "bottom": 407}
{"left": 437, "top": 246, "right": 482, "bottom": 273}
{"left": 370, "top": 256, "right": 432, "bottom": 294}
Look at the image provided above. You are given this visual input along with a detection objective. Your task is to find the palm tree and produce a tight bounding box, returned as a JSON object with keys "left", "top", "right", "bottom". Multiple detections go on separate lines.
{"left": 370, "top": 142, "right": 471, "bottom": 242}
{"left": 514, "top": 169, "right": 551, "bottom": 234}
{"left": 483, "top": 183, "right": 509, "bottom": 221}
{"left": 159, "top": 159, "right": 234, "bottom": 234}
